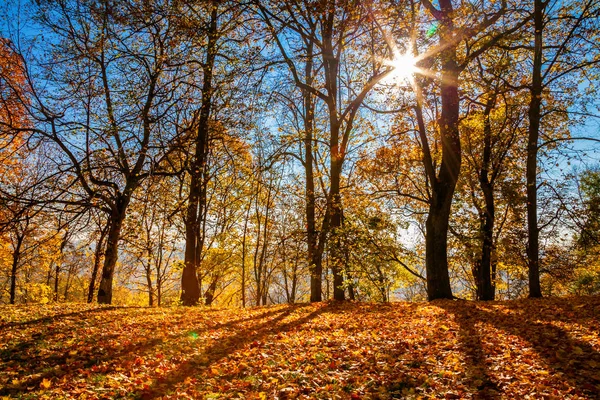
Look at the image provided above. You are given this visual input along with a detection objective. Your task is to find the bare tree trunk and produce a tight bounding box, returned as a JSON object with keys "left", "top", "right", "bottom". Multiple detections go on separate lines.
{"left": 526, "top": 0, "right": 544, "bottom": 298}
{"left": 422, "top": 0, "right": 460, "bottom": 301}
{"left": 9, "top": 235, "right": 24, "bottom": 305}
{"left": 146, "top": 265, "right": 154, "bottom": 307}
{"left": 290, "top": 260, "right": 298, "bottom": 304}
{"left": 53, "top": 233, "right": 69, "bottom": 302}
{"left": 88, "top": 223, "right": 109, "bottom": 303}
{"left": 302, "top": 35, "right": 323, "bottom": 303}
{"left": 329, "top": 129, "right": 345, "bottom": 301}
{"left": 54, "top": 263, "right": 60, "bottom": 302}
{"left": 240, "top": 200, "right": 251, "bottom": 307}
{"left": 157, "top": 282, "right": 162, "bottom": 307}
{"left": 204, "top": 274, "right": 218, "bottom": 306}
{"left": 97, "top": 198, "right": 130, "bottom": 304}
{"left": 63, "top": 263, "right": 75, "bottom": 301}
{"left": 475, "top": 97, "right": 496, "bottom": 301}
{"left": 182, "top": 7, "right": 218, "bottom": 306}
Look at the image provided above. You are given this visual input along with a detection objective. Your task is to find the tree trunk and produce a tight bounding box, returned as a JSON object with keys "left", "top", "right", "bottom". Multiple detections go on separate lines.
{"left": 425, "top": 197, "right": 454, "bottom": 300}
{"left": 241, "top": 200, "right": 251, "bottom": 307}
{"left": 97, "top": 199, "right": 129, "bottom": 304}
{"left": 63, "top": 264, "right": 74, "bottom": 301}
{"left": 318, "top": 14, "right": 345, "bottom": 301}
{"left": 204, "top": 274, "right": 218, "bottom": 306}
{"left": 343, "top": 214, "right": 355, "bottom": 301}
{"left": 88, "top": 223, "right": 109, "bottom": 303}
{"left": 475, "top": 97, "right": 496, "bottom": 301}
{"left": 146, "top": 266, "right": 154, "bottom": 307}
{"left": 290, "top": 260, "right": 298, "bottom": 304}
{"left": 181, "top": 7, "right": 218, "bottom": 306}
{"left": 526, "top": 0, "right": 544, "bottom": 298}
{"left": 157, "top": 281, "right": 162, "bottom": 307}
{"left": 54, "top": 233, "right": 69, "bottom": 302}
{"left": 424, "top": 79, "right": 459, "bottom": 299}
{"left": 261, "top": 291, "right": 268, "bottom": 306}
{"left": 329, "top": 161, "right": 345, "bottom": 301}
{"left": 253, "top": 186, "right": 263, "bottom": 306}
{"left": 477, "top": 185, "right": 496, "bottom": 300}
{"left": 301, "top": 36, "right": 323, "bottom": 303}
{"left": 306, "top": 97, "right": 322, "bottom": 302}
{"left": 9, "top": 235, "right": 24, "bottom": 305}
{"left": 54, "top": 263, "right": 60, "bottom": 302}
{"left": 423, "top": 1, "right": 460, "bottom": 301}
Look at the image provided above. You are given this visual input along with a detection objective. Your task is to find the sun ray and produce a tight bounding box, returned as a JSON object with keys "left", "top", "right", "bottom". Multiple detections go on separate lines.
{"left": 382, "top": 49, "right": 421, "bottom": 86}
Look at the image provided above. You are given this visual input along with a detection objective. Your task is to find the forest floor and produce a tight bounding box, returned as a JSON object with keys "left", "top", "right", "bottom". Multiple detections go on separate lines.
{"left": 0, "top": 296, "right": 599, "bottom": 400}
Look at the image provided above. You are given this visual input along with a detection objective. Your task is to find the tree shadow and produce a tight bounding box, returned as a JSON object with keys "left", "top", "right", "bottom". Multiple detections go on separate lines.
{"left": 0, "top": 306, "right": 124, "bottom": 329}
{"left": 0, "top": 305, "right": 294, "bottom": 397}
{"left": 141, "top": 303, "right": 327, "bottom": 398}
{"left": 437, "top": 301, "right": 501, "bottom": 399}
{"left": 438, "top": 299, "right": 600, "bottom": 398}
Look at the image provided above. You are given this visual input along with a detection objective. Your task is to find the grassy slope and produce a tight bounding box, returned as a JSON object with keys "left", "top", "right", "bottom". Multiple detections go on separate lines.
{"left": 0, "top": 296, "right": 599, "bottom": 399}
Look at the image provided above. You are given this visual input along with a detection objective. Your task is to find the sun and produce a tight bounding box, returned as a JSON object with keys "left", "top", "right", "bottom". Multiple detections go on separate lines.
{"left": 383, "top": 50, "right": 419, "bottom": 85}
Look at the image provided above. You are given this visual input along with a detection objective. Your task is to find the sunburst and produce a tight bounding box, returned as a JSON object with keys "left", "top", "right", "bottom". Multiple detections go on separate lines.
{"left": 381, "top": 47, "right": 421, "bottom": 87}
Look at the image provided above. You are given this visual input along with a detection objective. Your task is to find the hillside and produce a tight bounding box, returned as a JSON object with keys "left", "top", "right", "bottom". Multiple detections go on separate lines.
{"left": 1, "top": 296, "right": 599, "bottom": 399}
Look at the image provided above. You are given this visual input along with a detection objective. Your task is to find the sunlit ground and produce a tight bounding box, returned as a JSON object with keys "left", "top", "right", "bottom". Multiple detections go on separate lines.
{"left": 1, "top": 297, "right": 599, "bottom": 399}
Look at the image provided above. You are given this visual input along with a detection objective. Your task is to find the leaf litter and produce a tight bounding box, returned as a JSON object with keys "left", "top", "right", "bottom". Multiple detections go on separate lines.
{"left": 0, "top": 296, "right": 599, "bottom": 399}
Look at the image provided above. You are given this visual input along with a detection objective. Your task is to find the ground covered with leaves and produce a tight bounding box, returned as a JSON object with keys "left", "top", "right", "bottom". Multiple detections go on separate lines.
{"left": 1, "top": 296, "right": 599, "bottom": 399}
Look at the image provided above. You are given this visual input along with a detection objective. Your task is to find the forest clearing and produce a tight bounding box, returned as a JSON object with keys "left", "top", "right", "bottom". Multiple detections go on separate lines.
{"left": 1, "top": 296, "right": 599, "bottom": 399}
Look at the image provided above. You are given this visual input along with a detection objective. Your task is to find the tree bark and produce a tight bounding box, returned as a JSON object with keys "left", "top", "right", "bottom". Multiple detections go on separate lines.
{"left": 54, "top": 263, "right": 60, "bottom": 302}
{"left": 181, "top": 7, "right": 218, "bottom": 306}
{"left": 323, "top": 20, "right": 345, "bottom": 300}
{"left": 475, "top": 98, "right": 497, "bottom": 301}
{"left": 305, "top": 82, "right": 321, "bottom": 303}
{"left": 146, "top": 266, "right": 154, "bottom": 307}
{"left": 526, "top": 0, "right": 544, "bottom": 298}
{"left": 425, "top": 42, "right": 459, "bottom": 300}
{"left": 301, "top": 34, "right": 323, "bottom": 303}
{"left": 9, "top": 234, "right": 24, "bottom": 305}
{"left": 97, "top": 198, "right": 130, "bottom": 304}
{"left": 420, "top": 0, "right": 461, "bottom": 301}
{"left": 204, "top": 272, "right": 219, "bottom": 306}
{"left": 53, "top": 233, "right": 69, "bottom": 302}
{"left": 88, "top": 222, "right": 109, "bottom": 303}
{"left": 240, "top": 199, "right": 251, "bottom": 307}
{"left": 157, "top": 282, "right": 162, "bottom": 307}
{"left": 329, "top": 157, "right": 345, "bottom": 301}
{"left": 425, "top": 196, "right": 454, "bottom": 300}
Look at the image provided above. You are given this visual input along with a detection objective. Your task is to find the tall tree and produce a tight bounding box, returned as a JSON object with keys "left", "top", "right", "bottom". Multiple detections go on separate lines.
{"left": 178, "top": 0, "right": 251, "bottom": 306}
{"left": 179, "top": 3, "right": 219, "bottom": 306}
{"left": 457, "top": 73, "right": 527, "bottom": 300}
{"left": 415, "top": 0, "right": 518, "bottom": 299}
{"left": 523, "top": 0, "right": 599, "bottom": 297}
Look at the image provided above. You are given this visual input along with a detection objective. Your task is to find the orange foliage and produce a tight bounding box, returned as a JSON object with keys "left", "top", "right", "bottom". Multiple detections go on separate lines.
{"left": 0, "top": 37, "right": 28, "bottom": 136}
{"left": 0, "top": 38, "right": 29, "bottom": 224}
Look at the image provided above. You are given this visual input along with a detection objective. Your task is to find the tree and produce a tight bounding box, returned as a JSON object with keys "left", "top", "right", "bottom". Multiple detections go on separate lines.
{"left": 410, "top": 0, "right": 522, "bottom": 299}
{"left": 454, "top": 51, "right": 529, "bottom": 300}
{"left": 521, "top": 0, "right": 600, "bottom": 297}
{"left": 86, "top": 211, "right": 109, "bottom": 303}
{"left": 177, "top": 0, "right": 256, "bottom": 306}
{"left": 258, "top": 0, "right": 395, "bottom": 300}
